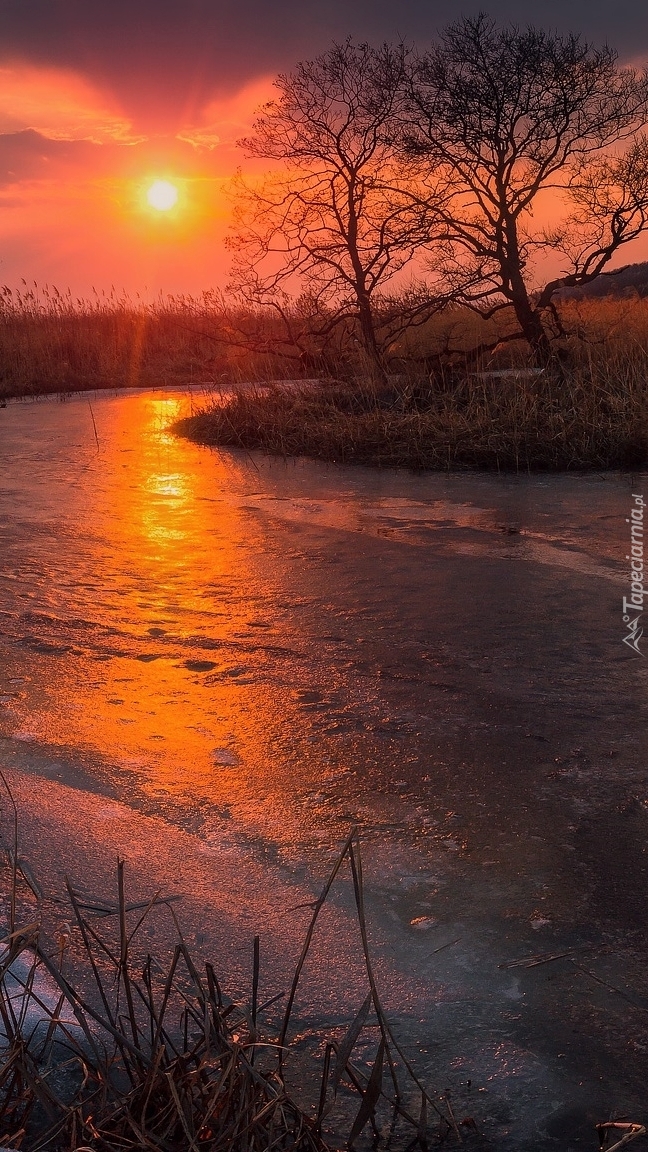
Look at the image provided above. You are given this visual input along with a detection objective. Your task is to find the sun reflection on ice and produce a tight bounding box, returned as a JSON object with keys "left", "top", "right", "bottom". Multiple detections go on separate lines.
{"left": 10, "top": 388, "right": 283, "bottom": 818}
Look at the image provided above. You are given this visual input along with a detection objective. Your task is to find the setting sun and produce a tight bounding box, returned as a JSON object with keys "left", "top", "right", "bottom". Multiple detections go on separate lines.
{"left": 146, "top": 179, "right": 178, "bottom": 211}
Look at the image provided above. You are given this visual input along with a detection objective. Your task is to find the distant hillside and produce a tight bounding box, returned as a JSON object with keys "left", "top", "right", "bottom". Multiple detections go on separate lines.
{"left": 558, "top": 262, "right": 648, "bottom": 299}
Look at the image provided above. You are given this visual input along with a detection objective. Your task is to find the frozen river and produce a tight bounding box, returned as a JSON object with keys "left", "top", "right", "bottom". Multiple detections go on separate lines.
{"left": 0, "top": 387, "right": 647, "bottom": 1149}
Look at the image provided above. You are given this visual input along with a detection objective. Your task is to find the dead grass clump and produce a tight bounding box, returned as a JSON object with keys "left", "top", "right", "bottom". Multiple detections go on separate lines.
{"left": 0, "top": 889, "right": 328, "bottom": 1151}
{"left": 0, "top": 805, "right": 456, "bottom": 1152}
{"left": 175, "top": 355, "right": 648, "bottom": 472}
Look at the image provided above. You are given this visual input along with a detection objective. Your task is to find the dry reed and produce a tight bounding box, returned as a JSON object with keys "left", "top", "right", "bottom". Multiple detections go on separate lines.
{"left": 2, "top": 286, "right": 648, "bottom": 470}
{"left": 0, "top": 789, "right": 455, "bottom": 1152}
{"left": 175, "top": 297, "right": 648, "bottom": 472}
{"left": 176, "top": 352, "right": 648, "bottom": 472}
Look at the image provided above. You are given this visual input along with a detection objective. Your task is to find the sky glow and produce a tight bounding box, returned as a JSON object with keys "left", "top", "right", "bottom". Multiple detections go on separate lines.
{"left": 1, "top": 1, "right": 647, "bottom": 296}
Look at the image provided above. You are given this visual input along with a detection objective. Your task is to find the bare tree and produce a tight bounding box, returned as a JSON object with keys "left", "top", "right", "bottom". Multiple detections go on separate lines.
{"left": 404, "top": 15, "right": 648, "bottom": 364}
{"left": 227, "top": 40, "right": 443, "bottom": 377}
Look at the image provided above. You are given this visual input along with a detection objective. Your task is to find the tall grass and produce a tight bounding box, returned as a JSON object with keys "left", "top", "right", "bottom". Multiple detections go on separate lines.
{"left": 0, "top": 285, "right": 263, "bottom": 398}
{"left": 176, "top": 344, "right": 648, "bottom": 472}
{"left": 3, "top": 286, "right": 648, "bottom": 470}
{"left": 0, "top": 803, "right": 456, "bottom": 1151}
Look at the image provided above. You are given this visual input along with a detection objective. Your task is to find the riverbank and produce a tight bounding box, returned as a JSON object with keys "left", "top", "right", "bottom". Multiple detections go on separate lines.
{"left": 175, "top": 368, "right": 648, "bottom": 472}
{"left": 0, "top": 291, "right": 647, "bottom": 471}
{"left": 2, "top": 390, "right": 648, "bottom": 1149}
{"left": 2, "top": 810, "right": 443, "bottom": 1151}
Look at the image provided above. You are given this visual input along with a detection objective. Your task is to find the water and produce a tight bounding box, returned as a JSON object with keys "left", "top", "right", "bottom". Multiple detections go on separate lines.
{"left": 0, "top": 388, "right": 647, "bottom": 1148}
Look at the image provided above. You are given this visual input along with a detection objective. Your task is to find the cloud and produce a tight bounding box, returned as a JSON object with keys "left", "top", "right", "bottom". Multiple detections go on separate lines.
{"left": 0, "top": 120, "right": 244, "bottom": 193}
{"left": 0, "top": 63, "right": 143, "bottom": 144}
{"left": 1, "top": 0, "right": 646, "bottom": 134}
{"left": 176, "top": 76, "right": 274, "bottom": 154}
{"left": 176, "top": 128, "right": 220, "bottom": 150}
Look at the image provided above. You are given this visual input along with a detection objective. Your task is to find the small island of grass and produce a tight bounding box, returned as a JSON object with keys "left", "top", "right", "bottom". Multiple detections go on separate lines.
{"left": 175, "top": 339, "right": 648, "bottom": 473}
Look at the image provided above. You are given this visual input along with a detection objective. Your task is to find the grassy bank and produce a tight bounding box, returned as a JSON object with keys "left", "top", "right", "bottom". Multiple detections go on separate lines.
{"left": 0, "top": 822, "right": 457, "bottom": 1151}
{"left": 2, "top": 288, "right": 648, "bottom": 472}
{"left": 0, "top": 286, "right": 293, "bottom": 399}
{"left": 176, "top": 354, "right": 648, "bottom": 472}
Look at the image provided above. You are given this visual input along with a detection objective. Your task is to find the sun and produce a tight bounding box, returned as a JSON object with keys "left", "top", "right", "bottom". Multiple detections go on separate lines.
{"left": 146, "top": 180, "right": 179, "bottom": 211}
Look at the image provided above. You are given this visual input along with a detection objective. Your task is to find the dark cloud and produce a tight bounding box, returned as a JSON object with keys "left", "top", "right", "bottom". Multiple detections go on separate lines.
{"left": 1, "top": 0, "right": 647, "bottom": 128}
{"left": 0, "top": 130, "right": 96, "bottom": 186}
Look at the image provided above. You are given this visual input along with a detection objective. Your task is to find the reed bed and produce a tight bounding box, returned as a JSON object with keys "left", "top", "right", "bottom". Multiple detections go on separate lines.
{"left": 175, "top": 297, "right": 648, "bottom": 472}
{"left": 2, "top": 285, "right": 648, "bottom": 470}
{"left": 176, "top": 350, "right": 648, "bottom": 472}
{"left": 0, "top": 798, "right": 456, "bottom": 1152}
{"left": 0, "top": 286, "right": 276, "bottom": 398}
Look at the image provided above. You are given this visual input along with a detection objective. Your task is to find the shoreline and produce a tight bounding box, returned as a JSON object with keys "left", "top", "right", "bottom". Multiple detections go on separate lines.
{"left": 0, "top": 378, "right": 217, "bottom": 403}
{"left": 2, "top": 354, "right": 648, "bottom": 475}
{"left": 174, "top": 377, "right": 648, "bottom": 473}
{"left": 2, "top": 388, "right": 648, "bottom": 1148}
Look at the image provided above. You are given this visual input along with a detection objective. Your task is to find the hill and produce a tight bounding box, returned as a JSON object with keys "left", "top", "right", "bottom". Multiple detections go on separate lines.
{"left": 558, "top": 261, "right": 648, "bottom": 299}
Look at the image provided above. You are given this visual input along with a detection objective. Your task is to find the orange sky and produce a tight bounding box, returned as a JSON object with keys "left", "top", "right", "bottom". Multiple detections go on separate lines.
{"left": 0, "top": 66, "right": 276, "bottom": 298}
{"left": 2, "top": 12, "right": 648, "bottom": 299}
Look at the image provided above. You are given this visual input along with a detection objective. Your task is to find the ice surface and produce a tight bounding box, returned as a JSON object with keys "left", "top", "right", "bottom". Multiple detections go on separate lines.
{"left": 0, "top": 389, "right": 647, "bottom": 1149}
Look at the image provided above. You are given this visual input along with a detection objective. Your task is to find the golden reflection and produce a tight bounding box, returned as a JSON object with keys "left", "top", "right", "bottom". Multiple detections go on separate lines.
{"left": 142, "top": 471, "right": 191, "bottom": 543}
{"left": 37, "top": 389, "right": 285, "bottom": 815}
{"left": 141, "top": 401, "right": 194, "bottom": 547}
{"left": 146, "top": 474, "right": 187, "bottom": 498}
{"left": 1, "top": 388, "right": 371, "bottom": 857}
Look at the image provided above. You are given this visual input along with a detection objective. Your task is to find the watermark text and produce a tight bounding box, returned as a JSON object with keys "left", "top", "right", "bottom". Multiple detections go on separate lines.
{"left": 622, "top": 493, "right": 645, "bottom": 656}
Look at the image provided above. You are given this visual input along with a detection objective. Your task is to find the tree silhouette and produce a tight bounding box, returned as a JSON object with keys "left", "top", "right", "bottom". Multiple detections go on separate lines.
{"left": 228, "top": 41, "right": 443, "bottom": 377}
{"left": 404, "top": 15, "right": 648, "bottom": 363}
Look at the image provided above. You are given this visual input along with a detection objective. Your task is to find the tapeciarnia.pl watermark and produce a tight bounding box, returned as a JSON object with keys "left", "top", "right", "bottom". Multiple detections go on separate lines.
{"left": 622, "top": 493, "right": 645, "bottom": 656}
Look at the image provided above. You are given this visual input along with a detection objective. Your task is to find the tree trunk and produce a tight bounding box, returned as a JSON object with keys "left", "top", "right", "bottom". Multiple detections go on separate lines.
{"left": 346, "top": 181, "right": 386, "bottom": 383}
{"left": 511, "top": 293, "right": 553, "bottom": 365}
{"left": 503, "top": 217, "right": 554, "bottom": 367}
{"left": 356, "top": 291, "right": 387, "bottom": 382}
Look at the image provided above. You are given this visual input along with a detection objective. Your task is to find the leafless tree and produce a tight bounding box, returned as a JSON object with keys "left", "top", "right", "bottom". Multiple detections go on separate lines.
{"left": 227, "top": 40, "right": 446, "bottom": 377}
{"left": 404, "top": 15, "right": 648, "bottom": 364}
